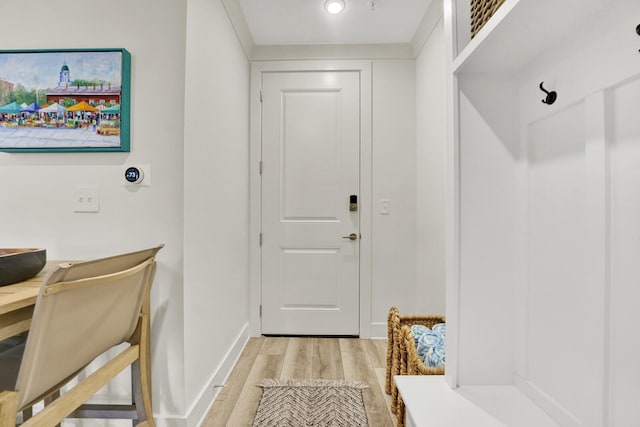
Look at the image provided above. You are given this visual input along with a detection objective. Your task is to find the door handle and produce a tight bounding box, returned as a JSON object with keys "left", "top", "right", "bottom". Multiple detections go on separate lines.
{"left": 342, "top": 233, "right": 358, "bottom": 241}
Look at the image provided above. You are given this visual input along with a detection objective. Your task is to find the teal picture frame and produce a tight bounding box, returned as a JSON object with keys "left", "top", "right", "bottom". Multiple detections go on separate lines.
{"left": 0, "top": 48, "right": 130, "bottom": 153}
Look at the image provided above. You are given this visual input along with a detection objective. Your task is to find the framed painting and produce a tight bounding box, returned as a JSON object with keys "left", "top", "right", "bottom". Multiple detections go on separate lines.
{"left": 0, "top": 48, "right": 130, "bottom": 153}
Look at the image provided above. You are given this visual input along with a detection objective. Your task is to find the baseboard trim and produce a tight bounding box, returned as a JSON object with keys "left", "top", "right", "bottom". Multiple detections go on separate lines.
{"left": 370, "top": 321, "right": 387, "bottom": 340}
{"left": 156, "top": 322, "right": 250, "bottom": 427}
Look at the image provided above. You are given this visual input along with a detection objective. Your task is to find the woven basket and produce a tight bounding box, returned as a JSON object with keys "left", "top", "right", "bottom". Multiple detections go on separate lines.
{"left": 400, "top": 325, "right": 445, "bottom": 376}
{"left": 385, "top": 307, "right": 445, "bottom": 427}
{"left": 471, "top": 0, "right": 505, "bottom": 38}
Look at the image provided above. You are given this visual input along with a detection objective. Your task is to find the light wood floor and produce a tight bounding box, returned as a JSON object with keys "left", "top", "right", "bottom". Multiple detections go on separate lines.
{"left": 200, "top": 337, "right": 396, "bottom": 427}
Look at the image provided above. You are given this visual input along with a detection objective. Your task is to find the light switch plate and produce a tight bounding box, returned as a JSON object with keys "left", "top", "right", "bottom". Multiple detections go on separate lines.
{"left": 380, "top": 199, "right": 390, "bottom": 215}
{"left": 73, "top": 187, "right": 100, "bottom": 213}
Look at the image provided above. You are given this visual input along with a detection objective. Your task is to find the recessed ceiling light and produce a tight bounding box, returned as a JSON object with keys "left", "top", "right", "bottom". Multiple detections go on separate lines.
{"left": 325, "top": 0, "right": 346, "bottom": 14}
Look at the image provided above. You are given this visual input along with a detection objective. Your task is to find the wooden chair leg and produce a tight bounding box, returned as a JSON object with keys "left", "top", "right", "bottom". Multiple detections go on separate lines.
{"left": 44, "top": 391, "right": 61, "bottom": 427}
{"left": 131, "top": 312, "right": 155, "bottom": 427}
{"left": 0, "top": 391, "right": 19, "bottom": 427}
{"left": 132, "top": 359, "right": 153, "bottom": 426}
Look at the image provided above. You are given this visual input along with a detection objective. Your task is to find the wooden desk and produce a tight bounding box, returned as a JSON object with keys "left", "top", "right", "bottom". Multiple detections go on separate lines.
{"left": 0, "top": 262, "right": 63, "bottom": 342}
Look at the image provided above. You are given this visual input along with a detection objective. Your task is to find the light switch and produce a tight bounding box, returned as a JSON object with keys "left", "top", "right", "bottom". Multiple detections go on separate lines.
{"left": 380, "top": 199, "right": 390, "bottom": 215}
{"left": 73, "top": 187, "right": 100, "bottom": 213}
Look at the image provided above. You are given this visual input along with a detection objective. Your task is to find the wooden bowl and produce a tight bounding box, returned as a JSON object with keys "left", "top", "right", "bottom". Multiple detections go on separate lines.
{"left": 0, "top": 248, "right": 47, "bottom": 287}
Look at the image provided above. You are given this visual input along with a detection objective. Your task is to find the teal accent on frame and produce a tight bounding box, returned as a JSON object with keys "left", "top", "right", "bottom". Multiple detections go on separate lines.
{"left": 0, "top": 48, "right": 131, "bottom": 153}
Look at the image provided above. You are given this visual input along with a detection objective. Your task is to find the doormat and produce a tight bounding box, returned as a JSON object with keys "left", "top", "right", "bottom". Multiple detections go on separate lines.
{"left": 252, "top": 378, "right": 369, "bottom": 426}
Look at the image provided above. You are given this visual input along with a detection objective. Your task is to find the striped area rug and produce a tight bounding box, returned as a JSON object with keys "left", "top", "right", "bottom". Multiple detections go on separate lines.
{"left": 252, "top": 379, "right": 369, "bottom": 426}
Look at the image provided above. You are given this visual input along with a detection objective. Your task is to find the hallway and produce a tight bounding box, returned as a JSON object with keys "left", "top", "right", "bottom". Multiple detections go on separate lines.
{"left": 202, "top": 337, "right": 395, "bottom": 426}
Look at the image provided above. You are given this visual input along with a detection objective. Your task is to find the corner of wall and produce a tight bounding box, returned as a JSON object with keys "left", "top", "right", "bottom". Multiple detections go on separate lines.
{"left": 157, "top": 323, "right": 250, "bottom": 427}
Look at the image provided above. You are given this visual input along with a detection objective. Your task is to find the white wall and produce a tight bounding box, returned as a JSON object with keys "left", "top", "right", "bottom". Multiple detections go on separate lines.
{"left": 514, "top": 2, "right": 640, "bottom": 424}
{"left": 183, "top": 0, "right": 251, "bottom": 425}
{"left": 608, "top": 75, "right": 640, "bottom": 427}
{"left": 0, "top": 1, "right": 188, "bottom": 425}
{"left": 0, "top": 1, "right": 252, "bottom": 426}
{"left": 415, "top": 18, "right": 446, "bottom": 316}
{"left": 524, "top": 100, "right": 601, "bottom": 424}
{"left": 370, "top": 59, "right": 419, "bottom": 334}
{"left": 450, "top": 0, "right": 640, "bottom": 425}
{"left": 456, "top": 72, "right": 519, "bottom": 385}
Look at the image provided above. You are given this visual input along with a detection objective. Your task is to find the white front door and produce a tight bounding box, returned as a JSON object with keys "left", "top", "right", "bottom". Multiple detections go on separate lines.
{"left": 261, "top": 70, "right": 361, "bottom": 335}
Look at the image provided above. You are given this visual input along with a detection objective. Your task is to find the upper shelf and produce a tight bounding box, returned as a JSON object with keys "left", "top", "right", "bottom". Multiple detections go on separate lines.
{"left": 453, "top": 0, "right": 608, "bottom": 74}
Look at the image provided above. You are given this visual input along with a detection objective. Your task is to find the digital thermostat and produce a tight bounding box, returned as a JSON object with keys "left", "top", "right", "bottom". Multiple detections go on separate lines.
{"left": 125, "top": 166, "right": 144, "bottom": 184}
{"left": 123, "top": 165, "right": 151, "bottom": 187}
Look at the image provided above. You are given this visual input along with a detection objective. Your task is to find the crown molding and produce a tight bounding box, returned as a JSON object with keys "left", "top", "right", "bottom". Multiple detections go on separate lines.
{"left": 222, "top": 0, "right": 443, "bottom": 61}
{"left": 250, "top": 43, "right": 415, "bottom": 61}
{"left": 411, "top": 0, "right": 444, "bottom": 57}
{"left": 221, "top": 0, "right": 256, "bottom": 59}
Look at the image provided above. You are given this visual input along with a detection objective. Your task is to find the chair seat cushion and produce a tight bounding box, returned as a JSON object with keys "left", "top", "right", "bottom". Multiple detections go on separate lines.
{"left": 0, "top": 343, "right": 25, "bottom": 391}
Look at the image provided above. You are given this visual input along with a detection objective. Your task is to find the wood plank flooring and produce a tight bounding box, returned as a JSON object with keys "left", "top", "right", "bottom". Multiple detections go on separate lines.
{"left": 201, "top": 337, "right": 396, "bottom": 427}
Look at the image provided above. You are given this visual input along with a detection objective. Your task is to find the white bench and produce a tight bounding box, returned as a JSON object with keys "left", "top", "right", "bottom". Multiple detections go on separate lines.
{"left": 394, "top": 376, "right": 559, "bottom": 427}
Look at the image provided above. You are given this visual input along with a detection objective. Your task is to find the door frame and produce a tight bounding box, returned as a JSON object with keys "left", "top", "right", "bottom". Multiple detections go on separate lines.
{"left": 249, "top": 60, "right": 372, "bottom": 338}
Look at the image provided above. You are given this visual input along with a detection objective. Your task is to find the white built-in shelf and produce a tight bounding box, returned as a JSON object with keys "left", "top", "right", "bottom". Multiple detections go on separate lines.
{"left": 395, "top": 376, "right": 559, "bottom": 427}
{"left": 453, "top": 0, "right": 608, "bottom": 74}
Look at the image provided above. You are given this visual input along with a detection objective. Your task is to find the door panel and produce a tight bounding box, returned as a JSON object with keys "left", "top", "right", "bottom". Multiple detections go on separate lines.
{"left": 281, "top": 91, "right": 341, "bottom": 221}
{"left": 261, "top": 71, "right": 360, "bottom": 335}
{"left": 281, "top": 248, "right": 340, "bottom": 307}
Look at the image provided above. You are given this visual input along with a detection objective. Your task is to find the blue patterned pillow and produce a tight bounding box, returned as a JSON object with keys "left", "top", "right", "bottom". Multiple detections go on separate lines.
{"left": 410, "top": 325, "right": 430, "bottom": 346}
{"left": 410, "top": 325, "right": 430, "bottom": 360}
{"left": 425, "top": 323, "right": 446, "bottom": 367}
{"left": 432, "top": 323, "right": 446, "bottom": 337}
{"left": 411, "top": 323, "right": 446, "bottom": 368}
{"left": 425, "top": 344, "right": 446, "bottom": 368}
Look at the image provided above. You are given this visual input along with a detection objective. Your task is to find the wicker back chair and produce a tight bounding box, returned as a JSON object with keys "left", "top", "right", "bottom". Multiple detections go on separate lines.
{"left": 385, "top": 306, "right": 445, "bottom": 427}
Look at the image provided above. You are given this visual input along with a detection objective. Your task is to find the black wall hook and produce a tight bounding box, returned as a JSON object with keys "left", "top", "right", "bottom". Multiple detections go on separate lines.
{"left": 539, "top": 82, "right": 557, "bottom": 105}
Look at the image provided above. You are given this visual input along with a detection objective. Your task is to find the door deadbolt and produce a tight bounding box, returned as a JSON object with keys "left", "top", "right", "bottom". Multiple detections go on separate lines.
{"left": 342, "top": 233, "right": 358, "bottom": 241}
{"left": 349, "top": 195, "right": 358, "bottom": 212}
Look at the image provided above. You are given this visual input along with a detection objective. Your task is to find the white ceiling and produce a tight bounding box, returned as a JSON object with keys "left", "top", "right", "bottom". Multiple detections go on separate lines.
{"left": 238, "top": 0, "right": 432, "bottom": 46}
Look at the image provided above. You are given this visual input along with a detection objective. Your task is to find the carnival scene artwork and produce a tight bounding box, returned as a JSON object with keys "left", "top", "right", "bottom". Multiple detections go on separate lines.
{"left": 0, "top": 50, "right": 126, "bottom": 150}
